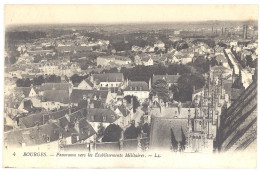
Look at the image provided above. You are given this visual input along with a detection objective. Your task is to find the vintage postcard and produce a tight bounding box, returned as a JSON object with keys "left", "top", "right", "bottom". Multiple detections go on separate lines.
{"left": 2, "top": 4, "right": 258, "bottom": 168}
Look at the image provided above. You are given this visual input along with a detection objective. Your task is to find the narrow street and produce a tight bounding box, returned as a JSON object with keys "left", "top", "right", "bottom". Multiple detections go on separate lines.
{"left": 225, "top": 49, "right": 253, "bottom": 88}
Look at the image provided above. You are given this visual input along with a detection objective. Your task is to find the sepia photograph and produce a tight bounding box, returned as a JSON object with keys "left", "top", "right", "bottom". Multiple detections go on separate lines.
{"left": 2, "top": 3, "right": 258, "bottom": 168}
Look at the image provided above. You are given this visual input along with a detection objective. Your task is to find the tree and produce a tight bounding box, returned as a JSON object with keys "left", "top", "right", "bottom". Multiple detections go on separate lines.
{"left": 167, "top": 64, "right": 191, "bottom": 75}
{"left": 124, "top": 122, "right": 139, "bottom": 139}
{"left": 177, "top": 73, "right": 205, "bottom": 102}
{"left": 96, "top": 123, "right": 105, "bottom": 140}
{"left": 70, "top": 74, "right": 83, "bottom": 84}
{"left": 150, "top": 79, "right": 169, "bottom": 102}
{"left": 102, "top": 124, "right": 122, "bottom": 142}
{"left": 101, "top": 67, "right": 118, "bottom": 74}
{"left": 9, "top": 55, "right": 17, "bottom": 64}
{"left": 169, "top": 84, "right": 180, "bottom": 101}
{"left": 193, "top": 56, "right": 210, "bottom": 73}
{"left": 46, "top": 75, "right": 61, "bottom": 83}
{"left": 16, "top": 79, "right": 24, "bottom": 87}
{"left": 124, "top": 95, "right": 140, "bottom": 113}
{"left": 24, "top": 78, "right": 31, "bottom": 87}
{"left": 33, "top": 75, "right": 45, "bottom": 86}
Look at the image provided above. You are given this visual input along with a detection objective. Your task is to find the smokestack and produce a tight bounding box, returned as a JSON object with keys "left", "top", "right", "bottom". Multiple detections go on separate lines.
{"left": 243, "top": 25, "right": 248, "bottom": 39}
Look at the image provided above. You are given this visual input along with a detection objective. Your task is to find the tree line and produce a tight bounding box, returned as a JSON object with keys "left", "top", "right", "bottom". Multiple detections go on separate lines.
{"left": 16, "top": 75, "right": 62, "bottom": 87}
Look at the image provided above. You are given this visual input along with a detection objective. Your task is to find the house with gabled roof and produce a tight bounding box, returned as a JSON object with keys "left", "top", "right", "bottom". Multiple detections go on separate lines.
{"left": 90, "top": 73, "right": 124, "bottom": 89}
{"left": 70, "top": 89, "right": 109, "bottom": 106}
{"left": 14, "top": 87, "right": 37, "bottom": 98}
{"left": 97, "top": 55, "right": 131, "bottom": 67}
{"left": 4, "top": 109, "right": 96, "bottom": 148}
{"left": 86, "top": 108, "right": 120, "bottom": 134}
{"left": 39, "top": 82, "right": 72, "bottom": 94}
{"left": 134, "top": 54, "right": 154, "bottom": 66}
{"left": 153, "top": 74, "right": 181, "bottom": 87}
{"left": 114, "top": 104, "right": 133, "bottom": 128}
{"left": 76, "top": 78, "right": 94, "bottom": 90}
{"left": 41, "top": 90, "right": 70, "bottom": 111}
{"left": 123, "top": 81, "right": 150, "bottom": 102}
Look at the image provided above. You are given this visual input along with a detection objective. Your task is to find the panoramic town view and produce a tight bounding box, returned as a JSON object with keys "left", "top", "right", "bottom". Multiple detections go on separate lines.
{"left": 3, "top": 8, "right": 258, "bottom": 155}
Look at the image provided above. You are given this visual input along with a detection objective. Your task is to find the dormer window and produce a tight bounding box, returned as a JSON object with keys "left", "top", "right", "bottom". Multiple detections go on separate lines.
{"left": 59, "top": 133, "right": 63, "bottom": 139}
{"left": 103, "top": 116, "right": 106, "bottom": 122}
{"left": 46, "top": 136, "right": 50, "bottom": 143}
{"left": 140, "top": 87, "right": 142, "bottom": 91}
{"left": 91, "top": 115, "right": 94, "bottom": 121}
{"left": 135, "top": 87, "right": 137, "bottom": 91}
{"left": 111, "top": 114, "right": 115, "bottom": 119}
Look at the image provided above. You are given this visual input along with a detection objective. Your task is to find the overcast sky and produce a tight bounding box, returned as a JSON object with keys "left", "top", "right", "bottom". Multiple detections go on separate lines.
{"left": 5, "top": 5, "right": 258, "bottom": 26}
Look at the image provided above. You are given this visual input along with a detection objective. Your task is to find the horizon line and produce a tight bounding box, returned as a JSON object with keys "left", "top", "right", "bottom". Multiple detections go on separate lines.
{"left": 6, "top": 19, "right": 258, "bottom": 27}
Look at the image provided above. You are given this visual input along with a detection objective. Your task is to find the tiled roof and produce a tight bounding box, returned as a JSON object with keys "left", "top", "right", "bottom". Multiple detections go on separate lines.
{"left": 70, "top": 89, "right": 108, "bottom": 104}
{"left": 84, "top": 79, "right": 94, "bottom": 87}
{"left": 150, "top": 116, "right": 188, "bottom": 149}
{"left": 153, "top": 74, "right": 180, "bottom": 84}
{"left": 14, "top": 87, "right": 32, "bottom": 97}
{"left": 216, "top": 54, "right": 228, "bottom": 63}
{"left": 43, "top": 90, "right": 70, "bottom": 104}
{"left": 4, "top": 123, "right": 71, "bottom": 147}
{"left": 20, "top": 108, "right": 74, "bottom": 128}
{"left": 87, "top": 108, "right": 119, "bottom": 123}
{"left": 117, "top": 105, "right": 129, "bottom": 117}
{"left": 150, "top": 107, "right": 196, "bottom": 119}
{"left": 124, "top": 81, "right": 149, "bottom": 91}
{"left": 39, "top": 83, "right": 71, "bottom": 91}
{"left": 93, "top": 73, "right": 124, "bottom": 83}
{"left": 231, "top": 88, "right": 244, "bottom": 101}
{"left": 5, "top": 109, "right": 95, "bottom": 147}
{"left": 211, "top": 66, "right": 231, "bottom": 72}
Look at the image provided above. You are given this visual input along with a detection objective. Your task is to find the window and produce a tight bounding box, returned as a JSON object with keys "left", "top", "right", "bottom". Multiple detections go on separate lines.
{"left": 103, "top": 116, "right": 106, "bottom": 122}
{"left": 59, "top": 133, "right": 63, "bottom": 139}
{"left": 91, "top": 115, "right": 94, "bottom": 121}
{"left": 47, "top": 136, "right": 50, "bottom": 143}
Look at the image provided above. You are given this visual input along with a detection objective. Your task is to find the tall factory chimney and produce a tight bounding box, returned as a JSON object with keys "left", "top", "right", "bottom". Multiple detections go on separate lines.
{"left": 243, "top": 25, "right": 248, "bottom": 39}
{"left": 245, "top": 25, "right": 248, "bottom": 39}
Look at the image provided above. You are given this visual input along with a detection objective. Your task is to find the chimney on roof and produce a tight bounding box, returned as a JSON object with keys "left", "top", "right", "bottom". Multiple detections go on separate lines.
{"left": 178, "top": 101, "right": 182, "bottom": 115}
{"left": 74, "top": 118, "right": 80, "bottom": 133}
{"left": 149, "top": 77, "right": 152, "bottom": 90}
